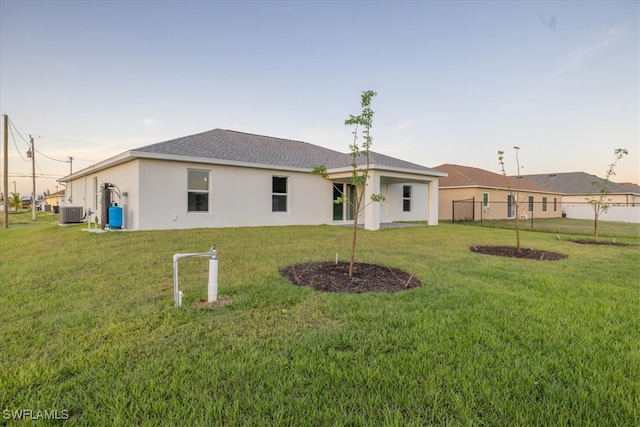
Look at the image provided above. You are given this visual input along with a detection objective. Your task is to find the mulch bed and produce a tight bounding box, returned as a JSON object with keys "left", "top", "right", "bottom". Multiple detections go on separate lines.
{"left": 470, "top": 245, "right": 568, "bottom": 261}
{"left": 279, "top": 261, "right": 421, "bottom": 294}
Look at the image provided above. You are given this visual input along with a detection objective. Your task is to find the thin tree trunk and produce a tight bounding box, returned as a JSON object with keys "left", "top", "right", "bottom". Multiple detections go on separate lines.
{"left": 349, "top": 217, "right": 358, "bottom": 277}
{"left": 515, "top": 205, "right": 521, "bottom": 253}
{"left": 349, "top": 187, "right": 365, "bottom": 278}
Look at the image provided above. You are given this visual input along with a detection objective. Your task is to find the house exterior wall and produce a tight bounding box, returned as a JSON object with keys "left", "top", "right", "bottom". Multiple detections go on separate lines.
{"left": 66, "top": 160, "right": 140, "bottom": 228}
{"left": 64, "top": 158, "right": 440, "bottom": 230}
{"left": 439, "top": 187, "right": 563, "bottom": 221}
{"left": 438, "top": 188, "right": 477, "bottom": 221}
{"left": 136, "top": 159, "right": 333, "bottom": 230}
{"left": 384, "top": 183, "right": 429, "bottom": 222}
{"left": 43, "top": 193, "right": 64, "bottom": 209}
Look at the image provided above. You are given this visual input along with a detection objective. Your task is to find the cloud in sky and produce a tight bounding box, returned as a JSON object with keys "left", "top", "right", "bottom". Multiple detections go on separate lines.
{"left": 545, "top": 27, "right": 624, "bottom": 83}
{"left": 142, "top": 117, "right": 156, "bottom": 126}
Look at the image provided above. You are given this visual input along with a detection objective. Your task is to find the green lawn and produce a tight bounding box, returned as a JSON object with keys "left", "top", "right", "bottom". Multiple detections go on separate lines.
{"left": 1, "top": 218, "right": 638, "bottom": 425}
{"left": 465, "top": 217, "right": 640, "bottom": 240}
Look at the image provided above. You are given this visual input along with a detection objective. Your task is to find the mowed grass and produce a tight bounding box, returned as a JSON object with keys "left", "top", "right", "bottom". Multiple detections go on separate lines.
{"left": 1, "top": 216, "right": 638, "bottom": 426}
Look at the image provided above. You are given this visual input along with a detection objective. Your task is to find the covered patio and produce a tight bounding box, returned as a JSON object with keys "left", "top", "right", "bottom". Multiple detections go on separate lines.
{"left": 327, "top": 165, "right": 445, "bottom": 231}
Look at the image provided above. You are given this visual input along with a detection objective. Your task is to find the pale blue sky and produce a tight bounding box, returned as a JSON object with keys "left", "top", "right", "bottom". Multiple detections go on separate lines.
{"left": 1, "top": 0, "right": 638, "bottom": 195}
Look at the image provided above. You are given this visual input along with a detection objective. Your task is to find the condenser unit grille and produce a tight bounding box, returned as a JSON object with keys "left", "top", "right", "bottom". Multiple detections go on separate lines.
{"left": 60, "top": 207, "right": 83, "bottom": 224}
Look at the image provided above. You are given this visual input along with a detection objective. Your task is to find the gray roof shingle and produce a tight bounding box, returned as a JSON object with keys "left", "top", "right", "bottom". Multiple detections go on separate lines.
{"left": 132, "top": 129, "right": 438, "bottom": 173}
{"left": 518, "top": 172, "right": 640, "bottom": 195}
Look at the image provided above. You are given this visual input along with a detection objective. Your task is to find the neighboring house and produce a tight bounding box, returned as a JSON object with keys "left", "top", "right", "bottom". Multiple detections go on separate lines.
{"left": 43, "top": 189, "right": 65, "bottom": 212}
{"left": 58, "top": 129, "right": 446, "bottom": 231}
{"left": 434, "top": 164, "right": 564, "bottom": 222}
{"left": 20, "top": 196, "right": 32, "bottom": 210}
{"left": 518, "top": 172, "right": 640, "bottom": 207}
{"left": 20, "top": 195, "right": 43, "bottom": 210}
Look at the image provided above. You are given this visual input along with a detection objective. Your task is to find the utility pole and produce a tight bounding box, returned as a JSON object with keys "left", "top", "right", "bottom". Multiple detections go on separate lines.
{"left": 29, "top": 135, "right": 36, "bottom": 221}
{"left": 2, "top": 114, "right": 8, "bottom": 228}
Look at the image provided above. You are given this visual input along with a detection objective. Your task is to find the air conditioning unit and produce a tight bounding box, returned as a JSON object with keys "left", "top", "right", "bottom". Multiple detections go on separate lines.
{"left": 483, "top": 206, "right": 490, "bottom": 213}
{"left": 60, "top": 206, "right": 83, "bottom": 224}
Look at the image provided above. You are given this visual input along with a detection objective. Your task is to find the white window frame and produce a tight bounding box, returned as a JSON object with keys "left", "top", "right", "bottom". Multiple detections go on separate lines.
{"left": 507, "top": 195, "right": 515, "bottom": 218}
{"left": 272, "top": 176, "right": 288, "bottom": 213}
{"left": 187, "top": 169, "right": 210, "bottom": 213}
{"left": 402, "top": 185, "right": 412, "bottom": 212}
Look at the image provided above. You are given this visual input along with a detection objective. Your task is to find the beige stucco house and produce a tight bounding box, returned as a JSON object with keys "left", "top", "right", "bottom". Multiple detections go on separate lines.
{"left": 42, "top": 189, "right": 65, "bottom": 212}
{"left": 434, "top": 164, "right": 564, "bottom": 222}
{"left": 58, "top": 129, "right": 446, "bottom": 231}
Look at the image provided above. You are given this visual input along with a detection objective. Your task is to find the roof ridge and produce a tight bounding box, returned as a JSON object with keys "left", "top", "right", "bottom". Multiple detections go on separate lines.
{"left": 220, "top": 129, "right": 322, "bottom": 146}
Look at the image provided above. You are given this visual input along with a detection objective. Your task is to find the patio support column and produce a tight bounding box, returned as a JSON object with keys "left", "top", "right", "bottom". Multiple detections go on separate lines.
{"left": 364, "top": 170, "right": 381, "bottom": 230}
{"left": 428, "top": 179, "right": 439, "bottom": 225}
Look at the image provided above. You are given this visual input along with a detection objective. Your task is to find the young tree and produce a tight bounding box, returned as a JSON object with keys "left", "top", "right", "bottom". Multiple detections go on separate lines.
{"left": 314, "top": 90, "right": 383, "bottom": 277}
{"left": 498, "top": 147, "right": 525, "bottom": 253}
{"left": 585, "top": 148, "right": 628, "bottom": 242}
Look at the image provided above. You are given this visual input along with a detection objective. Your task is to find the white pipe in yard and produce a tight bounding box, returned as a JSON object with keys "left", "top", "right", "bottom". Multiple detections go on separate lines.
{"left": 208, "top": 257, "right": 218, "bottom": 303}
{"left": 173, "top": 246, "right": 218, "bottom": 307}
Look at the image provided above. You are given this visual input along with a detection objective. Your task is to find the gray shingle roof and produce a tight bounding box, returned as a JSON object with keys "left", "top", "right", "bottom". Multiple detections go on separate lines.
{"left": 518, "top": 172, "right": 640, "bottom": 195}
{"left": 132, "top": 129, "right": 438, "bottom": 173}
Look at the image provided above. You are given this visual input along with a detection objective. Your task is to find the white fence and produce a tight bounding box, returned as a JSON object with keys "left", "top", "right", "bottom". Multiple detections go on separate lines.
{"left": 565, "top": 206, "right": 640, "bottom": 223}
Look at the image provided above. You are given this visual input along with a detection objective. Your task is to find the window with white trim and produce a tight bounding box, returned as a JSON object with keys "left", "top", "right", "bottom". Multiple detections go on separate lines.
{"left": 403, "top": 185, "right": 412, "bottom": 212}
{"left": 272, "top": 176, "right": 288, "bottom": 212}
{"left": 528, "top": 196, "right": 534, "bottom": 212}
{"left": 542, "top": 197, "right": 548, "bottom": 212}
{"left": 507, "top": 195, "right": 515, "bottom": 218}
{"left": 483, "top": 192, "right": 489, "bottom": 207}
{"left": 188, "top": 169, "right": 210, "bottom": 212}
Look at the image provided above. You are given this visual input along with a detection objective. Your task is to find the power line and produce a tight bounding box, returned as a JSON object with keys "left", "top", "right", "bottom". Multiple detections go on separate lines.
{"left": 6, "top": 173, "right": 64, "bottom": 178}
{"left": 36, "top": 134, "right": 131, "bottom": 150}
{"left": 2, "top": 118, "right": 70, "bottom": 195}
{"left": 35, "top": 158, "right": 60, "bottom": 189}
{"left": 7, "top": 118, "right": 30, "bottom": 146}
{"left": 3, "top": 127, "right": 73, "bottom": 168}
{"left": 2, "top": 126, "right": 133, "bottom": 189}
{"left": 34, "top": 147, "right": 70, "bottom": 163}
{"left": 2, "top": 131, "right": 133, "bottom": 163}
{"left": 5, "top": 118, "right": 32, "bottom": 162}
{"left": 9, "top": 128, "right": 29, "bottom": 162}
{"left": 35, "top": 135, "right": 96, "bottom": 145}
